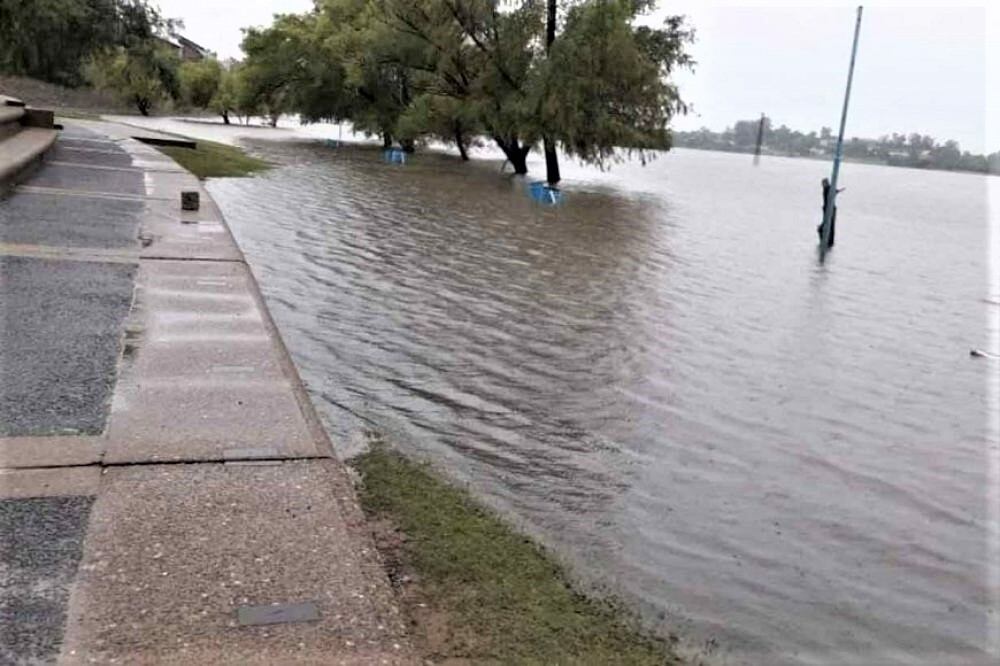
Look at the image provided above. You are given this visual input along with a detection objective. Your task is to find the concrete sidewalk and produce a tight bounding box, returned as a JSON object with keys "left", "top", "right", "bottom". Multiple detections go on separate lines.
{"left": 1, "top": 120, "right": 413, "bottom": 664}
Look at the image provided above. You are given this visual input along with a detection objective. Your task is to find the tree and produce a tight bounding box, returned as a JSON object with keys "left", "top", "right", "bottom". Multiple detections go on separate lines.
{"left": 375, "top": 0, "right": 486, "bottom": 157}
{"left": 397, "top": 94, "right": 480, "bottom": 160}
{"left": 732, "top": 118, "right": 769, "bottom": 149}
{"left": 0, "top": 0, "right": 172, "bottom": 87}
{"left": 86, "top": 41, "right": 180, "bottom": 115}
{"left": 208, "top": 63, "right": 261, "bottom": 125}
{"left": 931, "top": 139, "right": 961, "bottom": 170}
{"left": 238, "top": 1, "right": 692, "bottom": 176}
{"left": 536, "top": 1, "right": 694, "bottom": 170}
{"left": 179, "top": 57, "right": 222, "bottom": 111}
{"left": 377, "top": 0, "right": 693, "bottom": 175}
{"left": 306, "top": 0, "right": 413, "bottom": 147}
{"left": 241, "top": 14, "right": 326, "bottom": 127}
{"left": 541, "top": 0, "right": 560, "bottom": 184}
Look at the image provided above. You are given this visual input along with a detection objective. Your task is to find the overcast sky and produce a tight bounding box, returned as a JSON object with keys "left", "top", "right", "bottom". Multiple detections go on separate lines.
{"left": 158, "top": 0, "right": 998, "bottom": 153}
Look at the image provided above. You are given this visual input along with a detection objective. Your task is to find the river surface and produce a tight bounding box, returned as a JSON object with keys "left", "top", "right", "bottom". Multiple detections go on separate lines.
{"left": 121, "top": 116, "right": 998, "bottom": 665}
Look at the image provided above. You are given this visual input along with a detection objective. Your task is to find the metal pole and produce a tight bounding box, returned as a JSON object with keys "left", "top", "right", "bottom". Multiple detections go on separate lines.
{"left": 821, "top": 5, "right": 863, "bottom": 252}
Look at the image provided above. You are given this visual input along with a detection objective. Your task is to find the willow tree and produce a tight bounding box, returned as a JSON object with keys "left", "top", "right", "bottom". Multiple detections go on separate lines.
{"left": 376, "top": 0, "right": 542, "bottom": 172}
{"left": 247, "top": 1, "right": 693, "bottom": 174}
{"left": 377, "top": 0, "right": 486, "bottom": 158}
{"left": 380, "top": 1, "right": 692, "bottom": 177}
{"left": 308, "top": 0, "right": 420, "bottom": 148}
{"left": 240, "top": 14, "right": 330, "bottom": 126}
{"left": 535, "top": 0, "right": 694, "bottom": 170}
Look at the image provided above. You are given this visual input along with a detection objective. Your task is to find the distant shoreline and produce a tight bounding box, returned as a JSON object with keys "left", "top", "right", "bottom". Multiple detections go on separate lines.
{"left": 672, "top": 144, "right": 1000, "bottom": 177}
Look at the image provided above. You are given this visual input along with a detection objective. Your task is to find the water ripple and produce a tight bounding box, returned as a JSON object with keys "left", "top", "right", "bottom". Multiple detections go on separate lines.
{"left": 205, "top": 138, "right": 996, "bottom": 665}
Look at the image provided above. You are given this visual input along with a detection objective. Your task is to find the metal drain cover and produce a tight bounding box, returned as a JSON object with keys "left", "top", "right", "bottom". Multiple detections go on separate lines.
{"left": 237, "top": 601, "right": 320, "bottom": 626}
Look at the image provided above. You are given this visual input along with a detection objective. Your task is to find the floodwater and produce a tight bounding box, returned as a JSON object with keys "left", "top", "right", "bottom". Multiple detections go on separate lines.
{"left": 125, "top": 117, "right": 998, "bottom": 664}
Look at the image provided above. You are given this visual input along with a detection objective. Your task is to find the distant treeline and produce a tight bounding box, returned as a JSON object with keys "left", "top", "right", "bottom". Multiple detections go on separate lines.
{"left": 674, "top": 118, "right": 1000, "bottom": 175}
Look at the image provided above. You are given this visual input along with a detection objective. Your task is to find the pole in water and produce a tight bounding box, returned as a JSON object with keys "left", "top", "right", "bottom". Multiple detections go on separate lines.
{"left": 753, "top": 113, "right": 766, "bottom": 165}
{"left": 820, "top": 6, "right": 863, "bottom": 254}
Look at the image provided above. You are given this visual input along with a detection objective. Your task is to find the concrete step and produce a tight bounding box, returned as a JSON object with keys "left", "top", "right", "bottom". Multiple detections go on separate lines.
{"left": 0, "top": 119, "right": 21, "bottom": 142}
{"left": 0, "top": 105, "right": 26, "bottom": 139}
{"left": 0, "top": 127, "right": 59, "bottom": 194}
{"left": 0, "top": 105, "right": 25, "bottom": 142}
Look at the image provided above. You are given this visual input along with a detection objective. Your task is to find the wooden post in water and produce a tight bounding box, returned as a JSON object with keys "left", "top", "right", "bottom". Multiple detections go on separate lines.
{"left": 753, "top": 113, "right": 766, "bottom": 165}
{"left": 820, "top": 6, "right": 863, "bottom": 253}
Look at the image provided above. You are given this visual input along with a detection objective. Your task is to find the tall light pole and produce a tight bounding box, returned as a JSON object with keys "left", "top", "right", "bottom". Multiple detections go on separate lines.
{"left": 820, "top": 6, "right": 863, "bottom": 254}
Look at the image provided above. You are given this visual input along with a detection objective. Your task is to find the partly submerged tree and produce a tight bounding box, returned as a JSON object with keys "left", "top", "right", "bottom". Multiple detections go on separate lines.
{"left": 235, "top": 0, "right": 693, "bottom": 177}
{"left": 374, "top": 0, "right": 542, "bottom": 171}
{"left": 241, "top": 15, "right": 316, "bottom": 127}
{"left": 239, "top": 10, "right": 355, "bottom": 129}
{"left": 376, "top": 0, "right": 485, "bottom": 157}
{"left": 379, "top": 1, "right": 693, "bottom": 176}
{"left": 314, "top": 0, "right": 419, "bottom": 148}
{"left": 537, "top": 1, "right": 694, "bottom": 169}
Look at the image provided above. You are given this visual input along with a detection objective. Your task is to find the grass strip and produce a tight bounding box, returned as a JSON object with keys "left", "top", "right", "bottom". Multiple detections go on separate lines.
{"left": 153, "top": 139, "right": 270, "bottom": 179}
{"left": 54, "top": 109, "right": 103, "bottom": 120}
{"left": 353, "top": 446, "right": 684, "bottom": 665}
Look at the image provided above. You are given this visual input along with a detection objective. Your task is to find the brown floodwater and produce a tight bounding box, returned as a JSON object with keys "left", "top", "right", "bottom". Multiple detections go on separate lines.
{"left": 128, "top": 117, "right": 998, "bottom": 665}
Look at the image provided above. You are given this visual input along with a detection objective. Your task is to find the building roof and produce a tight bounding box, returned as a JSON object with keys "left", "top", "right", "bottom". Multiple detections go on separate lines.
{"left": 176, "top": 35, "right": 211, "bottom": 57}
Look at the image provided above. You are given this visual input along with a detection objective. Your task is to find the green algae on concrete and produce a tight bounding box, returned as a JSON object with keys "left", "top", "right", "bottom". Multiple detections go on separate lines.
{"left": 353, "top": 446, "right": 685, "bottom": 665}
{"left": 153, "top": 139, "right": 270, "bottom": 179}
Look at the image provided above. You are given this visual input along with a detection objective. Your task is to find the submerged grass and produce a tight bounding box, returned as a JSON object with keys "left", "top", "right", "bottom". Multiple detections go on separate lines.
{"left": 154, "top": 139, "right": 270, "bottom": 179}
{"left": 353, "top": 447, "right": 685, "bottom": 665}
{"left": 54, "top": 109, "right": 103, "bottom": 121}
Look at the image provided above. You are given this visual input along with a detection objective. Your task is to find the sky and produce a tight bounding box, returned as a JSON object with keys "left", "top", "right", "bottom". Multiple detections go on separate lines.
{"left": 157, "top": 0, "right": 999, "bottom": 153}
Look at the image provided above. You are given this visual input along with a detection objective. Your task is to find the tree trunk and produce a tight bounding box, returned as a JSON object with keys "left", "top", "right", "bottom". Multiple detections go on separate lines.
{"left": 382, "top": 133, "right": 393, "bottom": 149}
{"left": 508, "top": 150, "right": 528, "bottom": 175}
{"left": 543, "top": 137, "right": 560, "bottom": 185}
{"left": 543, "top": 0, "right": 560, "bottom": 185}
{"left": 546, "top": 0, "right": 557, "bottom": 46}
{"left": 221, "top": 110, "right": 230, "bottom": 125}
{"left": 136, "top": 96, "right": 150, "bottom": 116}
{"left": 455, "top": 125, "right": 469, "bottom": 161}
{"left": 494, "top": 136, "right": 529, "bottom": 175}
{"left": 400, "top": 138, "right": 416, "bottom": 153}
{"left": 269, "top": 113, "right": 278, "bottom": 128}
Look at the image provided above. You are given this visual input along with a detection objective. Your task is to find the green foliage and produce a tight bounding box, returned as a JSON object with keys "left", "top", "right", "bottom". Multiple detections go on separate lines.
{"left": 209, "top": 64, "right": 246, "bottom": 124}
{"left": 0, "top": 0, "right": 168, "bottom": 87}
{"left": 179, "top": 58, "right": 222, "bottom": 109}
{"left": 540, "top": 2, "right": 694, "bottom": 165}
{"left": 237, "top": 0, "right": 692, "bottom": 174}
{"left": 85, "top": 42, "right": 180, "bottom": 115}
{"left": 354, "top": 447, "right": 684, "bottom": 665}
{"left": 241, "top": 15, "right": 307, "bottom": 125}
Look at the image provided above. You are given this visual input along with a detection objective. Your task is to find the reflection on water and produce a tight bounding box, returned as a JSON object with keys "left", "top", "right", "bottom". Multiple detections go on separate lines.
{"left": 176, "top": 122, "right": 998, "bottom": 665}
